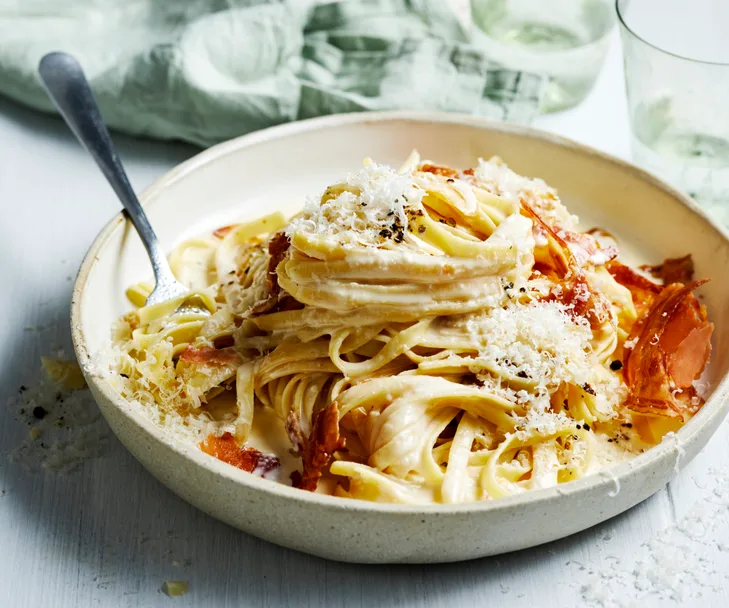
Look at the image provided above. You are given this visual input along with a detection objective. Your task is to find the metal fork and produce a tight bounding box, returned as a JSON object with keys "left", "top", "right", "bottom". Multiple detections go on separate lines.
{"left": 38, "top": 51, "right": 207, "bottom": 312}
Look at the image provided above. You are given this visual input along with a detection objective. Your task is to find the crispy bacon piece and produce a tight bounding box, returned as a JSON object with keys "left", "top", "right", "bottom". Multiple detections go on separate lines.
{"left": 291, "top": 403, "right": 345, "bottom": 492}
{"left": 523, "top": 203, "right": 612, "bottom": 329}
{"left": 248, "top": 232, "right": 294, "bottom": 317}
{"left": 419, "top": 163, "right": 459, "bottom": 178}
{"left": 213, "top": 224, "right": 235, "bottom": 239}
{"left": 548, "top": 272, "right": 611, "bottom": 330}
{"left": 607, "top": 257, "right": 712, "bottom": 422}
{"left": 521, "top": 202, "right": 573, "bottom": 277}
{"left": 179, "top": 345, "right": 240, "bottom": 365}
{"left": 642, "top": 254, "right": 694, "bottom": 286}
{"left": 523, "top": 203, "right": 618, "bottom": 275}
{"left": 200, "top": 432, "right": 280, "bottom": 474}
{"left": 606, "top": 262, "right": 662, "bottom": 294}
{"left": 523, "top": 202, "right": 712, "bottom": 426}
{"left": 623, "top": 281, "right": 712, "bottom": 420}
{"left": 561, "top": 230, "right": 618, "bottom": 266}
{"left": 267, "top": 231, "right": 290, "bottom": 296}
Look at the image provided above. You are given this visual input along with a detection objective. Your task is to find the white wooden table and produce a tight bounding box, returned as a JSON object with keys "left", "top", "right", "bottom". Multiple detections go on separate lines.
{"left": 1, "top": 33, "right": 728, "bottom": 608}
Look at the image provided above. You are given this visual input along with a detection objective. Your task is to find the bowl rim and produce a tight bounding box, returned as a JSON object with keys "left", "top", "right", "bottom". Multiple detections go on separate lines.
{"left": 71, "top": 110, "right": 729, "bottom": 515}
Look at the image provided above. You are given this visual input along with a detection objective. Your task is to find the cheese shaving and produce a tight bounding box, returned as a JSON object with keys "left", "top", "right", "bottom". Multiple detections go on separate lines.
{"left": 467, "top": 301, "right": 593, "bottom": 393}
{"left": 286, "top": 162, "right": 425, "bottom": 248}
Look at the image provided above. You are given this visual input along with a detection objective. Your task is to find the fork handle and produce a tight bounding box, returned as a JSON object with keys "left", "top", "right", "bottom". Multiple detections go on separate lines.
{"left": 38, "top": 52, "right": 174, "bottom": 283}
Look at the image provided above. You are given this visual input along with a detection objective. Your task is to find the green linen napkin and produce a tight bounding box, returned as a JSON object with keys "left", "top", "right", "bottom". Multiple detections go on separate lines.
{"left": 0, "top": 0, "right": 544, "bottom": 147}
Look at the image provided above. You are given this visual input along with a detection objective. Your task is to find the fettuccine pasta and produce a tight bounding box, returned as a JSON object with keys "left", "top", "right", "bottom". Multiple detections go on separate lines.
{"left": 108, "top": 153, "right": 713, "bottom": 503}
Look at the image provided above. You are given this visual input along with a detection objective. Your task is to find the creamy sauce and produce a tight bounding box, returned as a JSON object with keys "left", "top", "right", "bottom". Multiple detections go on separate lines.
{"left": 589, "top": 432, "right": 642, "bottom": 475}
{"left": 246, "top": 407, "right": 300, "bottom": 484}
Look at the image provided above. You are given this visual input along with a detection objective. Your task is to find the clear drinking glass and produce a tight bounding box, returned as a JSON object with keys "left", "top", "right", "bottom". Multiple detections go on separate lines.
{"left": 618, "top": 0, "right": 729, "bottom": 222}
{"left": 469, "top": 0, "right": 615, "bottom": 112}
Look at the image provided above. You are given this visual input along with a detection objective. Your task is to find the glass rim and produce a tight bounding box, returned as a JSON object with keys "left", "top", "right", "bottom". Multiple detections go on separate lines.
{"left": 616, "top": 0, "right": 729, "bottom": 67}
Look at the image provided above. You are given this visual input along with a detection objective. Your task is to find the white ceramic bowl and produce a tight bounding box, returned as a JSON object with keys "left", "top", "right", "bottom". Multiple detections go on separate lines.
{"left": 72, "top": 112, "right": 729, "bottom": 564}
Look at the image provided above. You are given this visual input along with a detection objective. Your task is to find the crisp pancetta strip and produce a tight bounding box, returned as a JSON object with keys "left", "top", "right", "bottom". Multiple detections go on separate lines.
{"left": 642, "top": 254, "right": 694, "bottom": 285}
{"left": 291, "top": 403, "right": 345, "bottom": 492}
{"left": 623, "top": 281, "right": 712, "bottom": 419}
{"left": 179, "top": 345, "right": 240, "bottom": 365}
{"left": 201, "top": 432, "right": 280, "bottom": 474}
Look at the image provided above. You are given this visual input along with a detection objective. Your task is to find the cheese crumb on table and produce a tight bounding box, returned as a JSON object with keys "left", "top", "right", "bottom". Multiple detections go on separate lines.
{"left": 7, "top": 355, "right": 108, "bottom": 472}
{"left": 161, "top": 580, "right": 189, "bottom": 598}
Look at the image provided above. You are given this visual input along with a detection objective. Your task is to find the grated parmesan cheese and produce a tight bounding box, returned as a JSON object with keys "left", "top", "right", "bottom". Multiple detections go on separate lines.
{"left": 7, "top": 356, "right": 109, "bottom": 472}
{"left": 467, "top": 301, "right": 593, "bottom": 395}
{"left": 575, "top": 461, "right": 729, "bottom": 606}
{"left": 466, "top": 300, "right": 625, "bottom": 437}
{"left": 589, "top": 250, "right": 612, "bottom": 266}
{"left": 286, "top": 162, "right": 425, "bottom": 248}
{"left": 91, "top": 343, "right": 248, "bottom": 450}
{"left": 622, "top": 337, "right": 638, "bottom": 350}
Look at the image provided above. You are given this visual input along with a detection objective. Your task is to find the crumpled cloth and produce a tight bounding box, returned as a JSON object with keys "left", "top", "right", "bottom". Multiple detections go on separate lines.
{"left": 0, "top": 0, "right": 543, "bottom": 147}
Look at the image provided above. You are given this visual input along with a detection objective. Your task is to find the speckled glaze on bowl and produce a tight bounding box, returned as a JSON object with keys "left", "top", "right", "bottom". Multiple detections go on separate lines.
{"left": 71, "top": 112, "right": 729, "bottom": 564}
